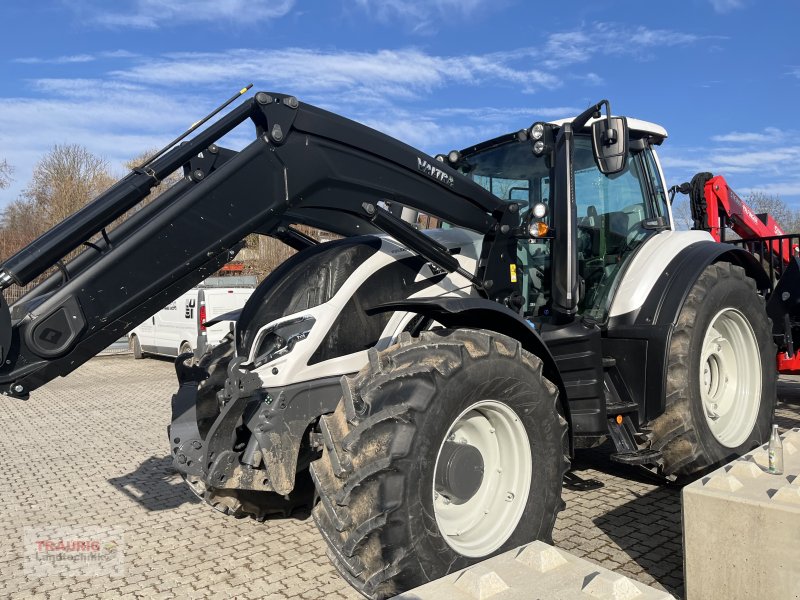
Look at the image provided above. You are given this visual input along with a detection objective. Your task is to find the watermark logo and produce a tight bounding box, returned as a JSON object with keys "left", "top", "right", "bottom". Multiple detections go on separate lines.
{"left": 24, "top": 526, "right": 125, "bottom": 577}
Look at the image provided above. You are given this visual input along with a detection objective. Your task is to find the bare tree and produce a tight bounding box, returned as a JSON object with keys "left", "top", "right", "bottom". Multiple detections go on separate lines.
{"left": 22, "top": 144, "right": 115, "bottom": 228}
{"left": 0, "top": 159, "right": 13, "bottom": 189}
{"left": 747, "top": 191, "right": 800, "bottom": 233}
{"left": 0, "top": 198, "right": 42, "bottom": 261}
{"left": 671, "top": 196, "right": 693, "bottom": 230}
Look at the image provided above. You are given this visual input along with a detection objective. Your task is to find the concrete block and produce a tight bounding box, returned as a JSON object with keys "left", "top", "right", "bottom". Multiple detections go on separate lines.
{"left": 683, "top": 427, "right": 800, "bottom": 600}
{"left": 393, "top": 541, "right": 674, "bottom": 599}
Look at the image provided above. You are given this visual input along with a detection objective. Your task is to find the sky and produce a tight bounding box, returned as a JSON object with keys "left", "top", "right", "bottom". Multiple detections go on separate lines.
{"left": 0, "top": 0, "right": 799, "bottom": 215}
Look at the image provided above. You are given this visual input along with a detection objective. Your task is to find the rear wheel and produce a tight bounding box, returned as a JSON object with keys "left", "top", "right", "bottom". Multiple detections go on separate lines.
{"left": 310, "top": 329, "right": 568, "bottom": 599}
{"left": 651, "top": 262, "right": 775, "bottom": 477}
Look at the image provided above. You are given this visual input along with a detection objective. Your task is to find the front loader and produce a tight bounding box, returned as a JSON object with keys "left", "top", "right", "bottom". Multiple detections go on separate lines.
{"left": 0, "top": 91, "right": 781, "bottom": 598}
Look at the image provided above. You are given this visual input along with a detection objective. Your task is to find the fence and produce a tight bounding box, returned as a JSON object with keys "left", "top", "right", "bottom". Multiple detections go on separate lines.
{"left": 727, "top": 232, "right": 800, "bottom": 293}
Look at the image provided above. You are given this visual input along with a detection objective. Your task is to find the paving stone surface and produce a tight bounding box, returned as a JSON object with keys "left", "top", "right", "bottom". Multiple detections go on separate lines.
{"left": 0, "top": 355, "right": 798, "bottom": 599}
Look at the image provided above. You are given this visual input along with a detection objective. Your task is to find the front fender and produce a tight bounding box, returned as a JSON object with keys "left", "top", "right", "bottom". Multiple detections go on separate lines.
{"left": 370, "top": 296, "right": 572, "bottom": 448}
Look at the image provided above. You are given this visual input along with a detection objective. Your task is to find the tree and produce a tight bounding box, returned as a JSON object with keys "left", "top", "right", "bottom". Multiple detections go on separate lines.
{"left": 0, "top": 159, "right": 12, "bottom": 190}
{"left": 0, "top": 197, "right": 41, "bottom": 262}
{"left": 747, "top": 191, "right": 800, "bottom": 233}
{"left": 22, "top": 144, "right": 115, "bottom": 229}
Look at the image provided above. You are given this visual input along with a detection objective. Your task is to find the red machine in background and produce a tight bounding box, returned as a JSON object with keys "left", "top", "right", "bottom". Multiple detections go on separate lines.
{"left": 681, "top": 172, "right": 800, "bottom": 373}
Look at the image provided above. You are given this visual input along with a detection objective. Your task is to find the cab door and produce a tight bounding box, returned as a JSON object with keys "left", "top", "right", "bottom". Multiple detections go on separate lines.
{"left": 572, "top": 139, "right": 668, "bottom": 321}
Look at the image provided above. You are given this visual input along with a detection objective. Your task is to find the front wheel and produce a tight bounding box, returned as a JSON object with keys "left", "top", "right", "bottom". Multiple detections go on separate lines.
{"left": 310, "top": 328, "right": 569, "bottom": 599}
{"left": 651, "top": 262, "right": 776, "bottom": 477}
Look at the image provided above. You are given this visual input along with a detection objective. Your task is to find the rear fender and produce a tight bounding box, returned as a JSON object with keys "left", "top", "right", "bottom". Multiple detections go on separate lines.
{"left": 607, "top": 241, "right": 770, "bottom": 423}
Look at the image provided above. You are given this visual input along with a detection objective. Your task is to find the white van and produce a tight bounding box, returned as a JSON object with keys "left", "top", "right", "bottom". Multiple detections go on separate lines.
{"left": 129, "top": 276, "right": 256, "bottom": 360}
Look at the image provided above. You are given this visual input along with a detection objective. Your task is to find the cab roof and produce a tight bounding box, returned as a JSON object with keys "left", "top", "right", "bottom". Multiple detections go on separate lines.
{"left": 550, "top": 116, "right": 668, "bottom": 144}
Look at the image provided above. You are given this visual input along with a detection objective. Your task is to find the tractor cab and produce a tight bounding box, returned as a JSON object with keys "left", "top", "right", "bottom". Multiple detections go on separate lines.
{"left": 457, "top": 114, "right": 671, "bottom": 324}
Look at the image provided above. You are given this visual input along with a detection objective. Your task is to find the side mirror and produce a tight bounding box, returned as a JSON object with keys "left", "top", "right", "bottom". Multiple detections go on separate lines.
{"left": 591, "top": 116, "right": 628, "bottom": 175}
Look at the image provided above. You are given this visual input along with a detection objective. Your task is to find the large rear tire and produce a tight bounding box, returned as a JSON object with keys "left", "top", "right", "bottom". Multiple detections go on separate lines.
{"left": 651, "top": 262, "right": 776, "bottom": 477}
{"left": 310, "top": 329, "right": 569, "bottom": 599}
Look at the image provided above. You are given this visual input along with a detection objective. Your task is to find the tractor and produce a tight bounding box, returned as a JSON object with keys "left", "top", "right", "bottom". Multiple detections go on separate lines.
{"left": 0, "top": 92, "right": 783, "bottom": 598}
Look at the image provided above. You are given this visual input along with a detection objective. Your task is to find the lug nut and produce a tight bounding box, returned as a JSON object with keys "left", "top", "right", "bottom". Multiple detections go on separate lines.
{"left": 191, "top": 440, "right": 202, "bottom": 450}
{"left": 177, "top": 454, "right": 187, "bottom": 464}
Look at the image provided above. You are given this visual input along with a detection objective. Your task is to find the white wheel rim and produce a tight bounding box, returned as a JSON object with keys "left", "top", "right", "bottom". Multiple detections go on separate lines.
{"left": 699, "top": 308, "right": 761, "bottom": 448}
{"left": 432, "top": 400, "right": 532, "bottom": 557}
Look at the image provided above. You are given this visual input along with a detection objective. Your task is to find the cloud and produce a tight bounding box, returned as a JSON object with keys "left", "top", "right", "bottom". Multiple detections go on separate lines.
{"left": 106, "top": 23, "right": 698, "bottom": 98}
{"left": 710, "top": 127, "right": 781, "bottom": 143}
{"left": 78, "top": 0, "right": 295, "bottom": 29}
{"left": 109, "top": 47, "right": 560, "bottom": 97}
{"left": 709, "top": 0, "right": 746, "bottom": 13}
{"left": 13, "top": 50, "right": 140, "bottom": 65}
{"left": 0, "top": 79, "right": 194, "bottom": 203}
{"left": 543, "top": 23, "right": 700, "bottom": 69}
{"left": 0, "top": 21, "right": 710, "bottom": 205}
{"left": 354, "top": 0, "right": 496, "bottom": 33}
{"left": 738, "top": 182, "right": 800, "bottom": 198}
{"left": 659, "top": 123, "right": 800, "bottom": 214}
{"left": 14, "top": 54, "right": 96, "bottom": 65}
{"left": 357, "top": 104, "right": 582, "bottom": 149}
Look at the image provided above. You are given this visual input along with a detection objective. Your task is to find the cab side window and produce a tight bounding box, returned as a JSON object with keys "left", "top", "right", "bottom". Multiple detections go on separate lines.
{"left": 573, "top": 137, "right": 655, "bottom": 321}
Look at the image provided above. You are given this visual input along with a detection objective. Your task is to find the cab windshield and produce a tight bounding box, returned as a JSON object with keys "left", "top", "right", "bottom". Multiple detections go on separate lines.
{"left": 460, "top": 138, "right": 553, "bottom": 316}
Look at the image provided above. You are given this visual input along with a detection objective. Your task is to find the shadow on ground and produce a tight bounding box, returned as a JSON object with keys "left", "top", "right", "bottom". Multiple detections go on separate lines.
{"left": 593, "top": 485, "right": 684, "bottom": 598}
{"left": 108, "top": 455, "right": 201, "bottom": 511}
{"left": 566, "top": 444, "right": 685, "bottom": 598}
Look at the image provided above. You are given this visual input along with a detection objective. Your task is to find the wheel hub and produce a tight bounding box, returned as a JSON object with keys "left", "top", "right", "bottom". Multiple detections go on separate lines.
{"left": 434, "top": 441, "right": 484, "bottom": 504}
{"left": 432, "top": 400, "right": 532, "bottom": 557}
{"left": 699, "top": 308, "right": 761, "bottom": 448}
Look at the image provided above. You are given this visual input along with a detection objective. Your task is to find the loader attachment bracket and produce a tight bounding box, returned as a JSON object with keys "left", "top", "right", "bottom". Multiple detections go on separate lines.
{"left": 25, "top": 296, "right": 87, "bottom": 359}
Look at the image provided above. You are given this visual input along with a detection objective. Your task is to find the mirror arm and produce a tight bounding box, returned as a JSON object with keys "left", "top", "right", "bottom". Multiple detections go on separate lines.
{"left": 571, "top": 99, "right": 611, "bottom": 131}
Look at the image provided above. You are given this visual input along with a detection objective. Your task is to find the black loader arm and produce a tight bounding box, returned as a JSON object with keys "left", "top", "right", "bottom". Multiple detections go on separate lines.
{"left": 0, "top": 91, "right": 515, "bottom": 398}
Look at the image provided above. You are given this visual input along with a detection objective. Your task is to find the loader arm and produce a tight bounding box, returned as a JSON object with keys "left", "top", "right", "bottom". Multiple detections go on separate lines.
{"left": 0, "top": 91, "right": 518, "bottom": 398}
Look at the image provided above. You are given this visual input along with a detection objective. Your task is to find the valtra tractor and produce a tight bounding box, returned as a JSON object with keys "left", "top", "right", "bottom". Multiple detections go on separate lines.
{"left": 0, "top": 89, "right": 793, "bottom": 598}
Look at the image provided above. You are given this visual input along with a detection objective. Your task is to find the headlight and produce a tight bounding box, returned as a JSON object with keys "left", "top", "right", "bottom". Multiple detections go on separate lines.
{"left": 447, "top": 150, "right": 461, "bottom": 164}
{"left": 252, "top": 315, "right": 316, "bottom": 368}
{"left": 533, "top": 140, "right": 546, "bottom": 155}
{"left": 532, "top": 202, "right": 547, "bottom": 219}
{"left": 530, "top": 122, "right": 545, "bottom": 140}
{"left": 528, "top": 221, "right": 550, "bottom": 238}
